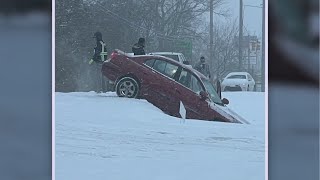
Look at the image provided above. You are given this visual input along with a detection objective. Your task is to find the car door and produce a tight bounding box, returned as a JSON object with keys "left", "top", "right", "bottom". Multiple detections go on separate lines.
{"left": 173, "top": 68, "right": 208, "bottom": 119}
{"left": 139, "top": 58, "right": 157, "bottom": 98}
{"left": 141, "top": 58, "right": 180, "bottom": 116}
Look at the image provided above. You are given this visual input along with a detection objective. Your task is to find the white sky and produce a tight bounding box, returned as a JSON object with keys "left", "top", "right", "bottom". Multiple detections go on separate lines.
{"left": 230, "top": 0, "right": 263, "bottom": 37}
{"left": 205, "top": 0, "right": 263, "bottom": 38}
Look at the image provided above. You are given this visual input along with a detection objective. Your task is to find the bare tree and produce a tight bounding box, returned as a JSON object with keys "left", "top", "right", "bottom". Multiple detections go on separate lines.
{"left": 212, "top": 19, "right": 240, "bottom": 79}
{"left": 193, "top": 19, "right": 240, "bottom": 80}
{"left": 55, "top": 0, "right": 228, "bottom": 92}
{"left": 138, "top": 0, "right": 226, "bottom": 50}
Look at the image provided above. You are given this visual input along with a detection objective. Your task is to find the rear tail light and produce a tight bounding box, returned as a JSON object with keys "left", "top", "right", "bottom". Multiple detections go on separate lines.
{"left": 110, "top": 51, "right": 118, "bottom": 59}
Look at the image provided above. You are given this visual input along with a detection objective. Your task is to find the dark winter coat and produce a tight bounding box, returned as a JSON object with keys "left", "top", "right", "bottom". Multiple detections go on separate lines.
{"left": 93, "top": 39, "right": 107, "bottom": 62}
{"left": 194, "top": 60, "right": 211, "bottom": 78}
{"left": 132, "top": 43, "right": 145, "bottom": 55}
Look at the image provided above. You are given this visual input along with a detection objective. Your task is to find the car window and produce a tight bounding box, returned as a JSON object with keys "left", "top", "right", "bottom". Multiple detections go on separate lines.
{"left": 178, "top": 55, "right": 183, "bottom": 62}
{"left": 247, "top": 74, "right": 253, "bottom": 81}
{"left": 181, "top": 54, "right": 187, "bottom": 62}
{"left": 177, "top": 69, "right": 203, "bottom": 94}
{"left": 227, "top": 75, "right": 246, "bottom": 79}
{"left": 151, "top": 59, "right": 179, "bottom": 79}
{"left": 190, "top": 75, "right": 203, "bottom": 94}
{"left": 178, "top": 69, "right": 191, "bottom": 88}
{"left": 202, "top": 79, "right": 223, "bottom": 105}
{"left": 153, "top": 60, "right": 167, "bottom": 74}
{"left": 164, "top": 63, "right": 179, "bottom": 78}
{"left": 144, "top": 59, "right": 155, "bottom": 68}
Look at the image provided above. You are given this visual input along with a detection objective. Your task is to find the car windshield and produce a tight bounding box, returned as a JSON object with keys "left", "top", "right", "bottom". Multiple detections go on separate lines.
{"left": 202, "top": 79, "right": 223, "bottom": 105}
{"left": 227, "top": 75, "right": 246, "bottom": 79}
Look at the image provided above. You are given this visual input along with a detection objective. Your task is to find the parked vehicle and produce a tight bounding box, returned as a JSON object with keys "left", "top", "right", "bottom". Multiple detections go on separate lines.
{"left": 148, "top": 52, "right": 191, "bottom": 65}
{"left": 221, "top": 72, "right": 255, "bottom": 91}
{"left": 102, "top": 49, "right": 247, "bottom": 123}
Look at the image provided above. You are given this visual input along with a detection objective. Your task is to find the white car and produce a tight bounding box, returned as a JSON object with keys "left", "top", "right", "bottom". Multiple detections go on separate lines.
{"left": 221, "top": 72, "right": 255, "bottom": 91}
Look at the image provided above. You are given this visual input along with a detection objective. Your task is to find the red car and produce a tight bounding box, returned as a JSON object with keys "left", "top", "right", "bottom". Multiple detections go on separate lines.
{"left": 102, "top": 49, "right": 247, "bottom": 123}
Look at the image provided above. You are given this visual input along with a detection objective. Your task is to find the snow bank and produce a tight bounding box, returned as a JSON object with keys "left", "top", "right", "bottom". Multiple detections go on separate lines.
{"left": 55, "top": 92, "right": 265, "bottom": 180}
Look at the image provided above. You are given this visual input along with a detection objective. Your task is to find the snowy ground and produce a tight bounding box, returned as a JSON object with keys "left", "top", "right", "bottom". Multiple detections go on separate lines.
{"left": 55, "top": 92, "right": 265, "bottom": 180}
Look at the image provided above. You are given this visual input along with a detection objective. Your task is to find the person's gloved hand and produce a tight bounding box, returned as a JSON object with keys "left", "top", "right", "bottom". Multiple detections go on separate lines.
{"left": 88, "top": 59, "right": 94, "bottom": 65}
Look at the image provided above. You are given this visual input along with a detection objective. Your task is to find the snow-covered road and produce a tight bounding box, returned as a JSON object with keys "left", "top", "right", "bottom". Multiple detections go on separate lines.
{"left": 55, "top": 92, "right": 265, "bottom": 180}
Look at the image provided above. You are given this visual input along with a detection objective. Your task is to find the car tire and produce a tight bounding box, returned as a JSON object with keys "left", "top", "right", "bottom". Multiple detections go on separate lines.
{"left": 115, "top": 77, "right": 139, "bottom": 98}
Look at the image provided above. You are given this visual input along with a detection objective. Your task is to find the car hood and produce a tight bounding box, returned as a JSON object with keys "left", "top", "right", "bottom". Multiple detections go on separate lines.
{"left": 221, "top": 79, "right": 247, "bottom": 85}
{"left": 209, "top": 102, "right": 249, "bottom": 124}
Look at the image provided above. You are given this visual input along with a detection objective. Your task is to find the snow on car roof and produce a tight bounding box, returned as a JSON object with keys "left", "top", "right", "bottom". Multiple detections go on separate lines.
{"left": 115, "top": 50, "right": 184, "bottom": 59}
{"left": 114, "top": 50, "right": 149, "bottom": 58}
{"left": 114, "top": 49, "right": 206, "bottom": 78}
{"left": 149, "top": 52, "right": 182, "bottom": 55}
{"left": 226, "top": 72, "right": 250, "bottom": 76}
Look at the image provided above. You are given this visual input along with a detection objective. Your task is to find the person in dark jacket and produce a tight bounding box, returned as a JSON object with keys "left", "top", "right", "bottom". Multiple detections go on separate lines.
{"left": 89, "top": 31, "right": 108, "bottom": 93}
{"left": 132, "top": 38, "right": 146, "bottom": 55}
{"left": 194, "top": 56, "right": 211, "bottom": 78}
{"left": 89, "top": 31, "right": 107, "bottom": 64}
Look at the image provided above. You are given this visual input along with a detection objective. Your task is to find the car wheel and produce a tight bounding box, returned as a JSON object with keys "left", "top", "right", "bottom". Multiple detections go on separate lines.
{"left": 115, "top": 77, "right": 139, "bottom": 98}
{"left": 247, "top": 85, "right": 249, "bottom": 91}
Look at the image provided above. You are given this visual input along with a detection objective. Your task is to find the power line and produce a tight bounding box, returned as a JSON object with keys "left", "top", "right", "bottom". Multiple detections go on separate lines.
{"left": 94, "top": 1, "right": 198, "bottom": 41}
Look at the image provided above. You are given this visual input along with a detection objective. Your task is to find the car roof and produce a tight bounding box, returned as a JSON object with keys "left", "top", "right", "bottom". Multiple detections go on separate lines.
{"left": 114, "top": 49, "right": 206, "bottom": 80}
{"left": 118, "top": 52, "right": 181, "bottom": 59}
{"left": 149, "top": 52, "right": 182, "bottom": 56}
{"left": 145, "top": 55, "right": 186, "bottom": 66}
{"left": 226, "top": 72, "right": 249, "bottom": 76}
{"left": 128, "top": 54, "right": 207, "bottom": 79}
{"left": 173, "top": 60, "right": 209, "bottom": 80}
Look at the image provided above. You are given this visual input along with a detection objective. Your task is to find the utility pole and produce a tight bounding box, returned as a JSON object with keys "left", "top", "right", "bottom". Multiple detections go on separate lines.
{"left": 209, "top": 0, "right": 213, "bottom": 79}
{"left": 261, "top": 0, "right": 265, "bottom": 92}
{"left": 239, "top": 0, "right": 243, "bottom": 71}
{"left": 247, "top": 35, "right": 250, "bottom": 72}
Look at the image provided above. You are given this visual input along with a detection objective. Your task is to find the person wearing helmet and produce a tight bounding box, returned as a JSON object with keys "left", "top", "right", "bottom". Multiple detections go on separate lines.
{"left": 132, "top": 38, "right": 146, "bottom": 55}
{"left": 89, "top": 31, "right": 107, "bottom": 64}
{"left": 194, "top": 56, "right": 211, "bottom": 78}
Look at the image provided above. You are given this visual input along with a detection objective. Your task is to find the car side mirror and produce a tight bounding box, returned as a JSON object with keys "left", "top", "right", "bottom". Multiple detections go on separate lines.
{"left": 222, "top": 98, "right": 229, "bottom": 105}
{"left": 200, "top": 91, "right": 209, "bottom": 100}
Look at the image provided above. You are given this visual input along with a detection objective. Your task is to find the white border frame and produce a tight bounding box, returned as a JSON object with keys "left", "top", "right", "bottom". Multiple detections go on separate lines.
{"left": 52, "top": 0, "right": 56, "bottom": 179}
{"left": 51, "top": 0, "right": 269, "bottom": 179}
{"left": 264, "top": 1, "right": 269, "bottom": 180}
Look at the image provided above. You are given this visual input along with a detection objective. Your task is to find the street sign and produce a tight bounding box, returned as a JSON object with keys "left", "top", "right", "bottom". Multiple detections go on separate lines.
{"left": 174, "top": 39, "right": 192, "bottom": 60}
